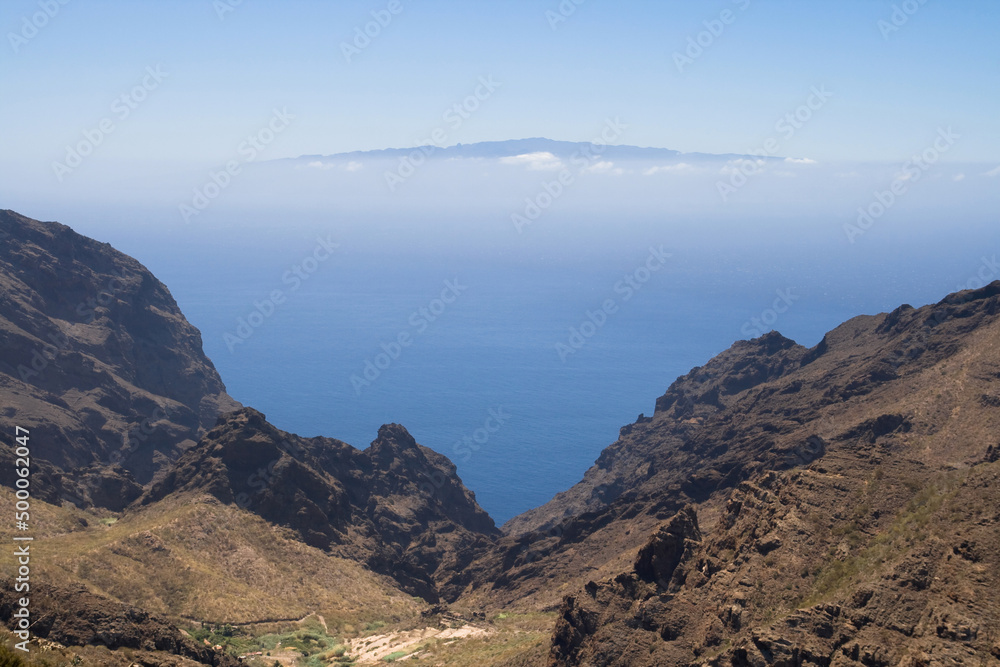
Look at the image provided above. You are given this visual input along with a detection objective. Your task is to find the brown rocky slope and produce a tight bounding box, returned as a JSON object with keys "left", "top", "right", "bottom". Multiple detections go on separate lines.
{"left": 0, "top": 210, "right": 240, "bottom": 509}
{"left": 454, "top": 282, "right": 1000, "bottom": 665}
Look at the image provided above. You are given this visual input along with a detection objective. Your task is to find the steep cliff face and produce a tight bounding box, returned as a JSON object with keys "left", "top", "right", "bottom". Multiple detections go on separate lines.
{"left": 144, "top": 407, "right": 499, "bottom": 602}
{"left": 516, "top": 283, "right": 1000, "bottom": 665}
{"left": 0, "top": 210, "right": 240, "bottom": 507}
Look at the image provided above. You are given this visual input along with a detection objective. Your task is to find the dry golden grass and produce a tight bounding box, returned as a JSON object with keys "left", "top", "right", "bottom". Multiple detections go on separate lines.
{"left": 0, "top": 489, "right": 421, "bottom": 629}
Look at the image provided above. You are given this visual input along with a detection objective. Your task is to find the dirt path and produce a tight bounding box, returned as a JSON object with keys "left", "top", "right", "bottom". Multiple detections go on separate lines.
{"left": 292, "top": 611, "right": 328, "bottom": 632}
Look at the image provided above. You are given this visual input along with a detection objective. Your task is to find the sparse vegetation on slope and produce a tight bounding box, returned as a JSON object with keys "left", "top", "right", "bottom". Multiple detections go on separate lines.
{"left": 0, "top": 489, "right": 422, "bottom": 628}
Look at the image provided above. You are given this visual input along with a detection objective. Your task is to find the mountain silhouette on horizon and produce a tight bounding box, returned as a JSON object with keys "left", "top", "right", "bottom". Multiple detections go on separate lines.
{"left": 280, "top": 137, "right": 780, "bottom": 164}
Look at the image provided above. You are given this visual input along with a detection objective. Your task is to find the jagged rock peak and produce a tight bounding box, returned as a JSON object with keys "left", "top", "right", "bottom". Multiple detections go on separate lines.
{"left": 940, "top": 278, "right": 1000, "bottom": 306}
{"left": 213, "top": 406, "right": 270, "bottom": 429}
{"left": 734, "top": 329, "right": 799, "bottom": 353}
{"left": 368, "top": 423, "right": 422, "bottom": 468}
{"left": 375, "top": 422, "right": 419, "bottom": 448}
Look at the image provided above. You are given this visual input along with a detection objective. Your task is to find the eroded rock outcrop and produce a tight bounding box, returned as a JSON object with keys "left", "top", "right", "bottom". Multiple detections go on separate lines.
{"left": 144, "top": 407, "right": 499, "bottom": 601}
{"left": 0, "top": 578, "right": 239, "bottom": 666}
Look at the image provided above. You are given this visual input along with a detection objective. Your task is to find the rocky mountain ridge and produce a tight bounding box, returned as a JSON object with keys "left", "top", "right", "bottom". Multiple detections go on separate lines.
{"left": 142, "top": 406, "right": 499, "bottom": 601}
{"left": 4, "top": 210, "right": 1000, "bottom": 666}
{"left": 525, "top": 283, "right": 1000, "bottom": 664}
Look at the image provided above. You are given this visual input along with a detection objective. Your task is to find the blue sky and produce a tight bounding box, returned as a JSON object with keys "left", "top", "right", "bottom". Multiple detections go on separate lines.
{"left": 2, "top": 0, "right": 998, "bottom": 170}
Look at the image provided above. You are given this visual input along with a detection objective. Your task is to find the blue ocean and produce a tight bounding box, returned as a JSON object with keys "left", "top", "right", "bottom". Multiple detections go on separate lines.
{"left": 101, "top": 222, "right": 986, "bottom": 527}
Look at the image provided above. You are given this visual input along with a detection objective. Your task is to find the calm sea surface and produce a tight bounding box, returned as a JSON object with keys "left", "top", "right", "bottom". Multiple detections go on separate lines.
{"left": 152, "top": 250, "right": 884, "bottom": 525}
{"left": 102, "top": 223, "right": 983, "bottom": 526}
